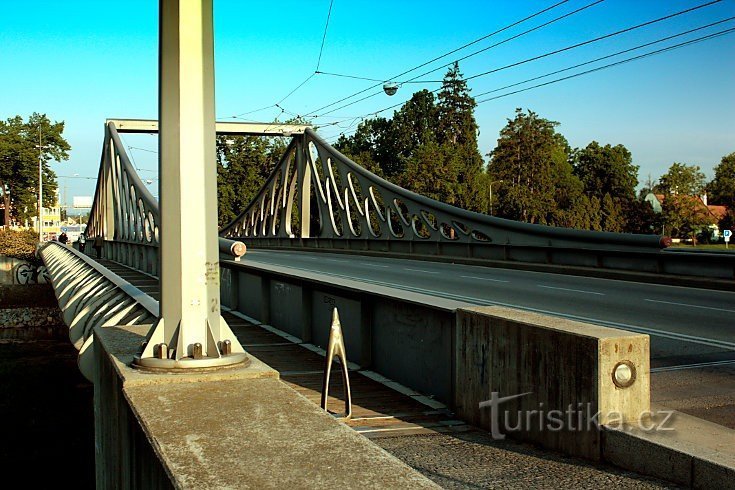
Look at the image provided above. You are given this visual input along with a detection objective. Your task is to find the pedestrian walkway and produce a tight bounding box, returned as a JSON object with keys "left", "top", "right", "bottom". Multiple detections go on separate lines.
{"left": 95, "top": 257, "right": 677, "bottom": 488}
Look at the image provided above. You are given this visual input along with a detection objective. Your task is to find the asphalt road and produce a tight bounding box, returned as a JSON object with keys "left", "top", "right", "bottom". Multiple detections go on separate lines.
{"left": 245, "top": 249, "right": 735, "bottom": 369}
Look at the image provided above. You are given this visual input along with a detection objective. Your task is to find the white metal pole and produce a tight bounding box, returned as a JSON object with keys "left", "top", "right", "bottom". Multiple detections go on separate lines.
{"left": 136, "top": 0, "right": 246, "bottom": 369}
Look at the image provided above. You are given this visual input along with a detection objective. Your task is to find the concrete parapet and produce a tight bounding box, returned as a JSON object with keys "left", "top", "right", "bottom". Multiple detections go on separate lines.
{"left": 93, "top": 324, "right": 438, "bottom": 489}
{"left": 453, "top": 306, "right": 650, "bottom": 460}
{"left": 602, "top": 406, "right": 735, "bottom": 489}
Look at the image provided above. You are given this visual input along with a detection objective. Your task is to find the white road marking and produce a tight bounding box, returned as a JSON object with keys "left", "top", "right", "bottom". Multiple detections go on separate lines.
{"left": 404, "top": 268, "right": 439, "bottom": 274}
{"left": 537, "top": 285, "right": 604, "bottom": 296}
{"left": 363, "top": 263, "right": 389, "bottom": 268}
{"left": 651, "top": 359, "right": 735, "bottom": 372}
{"left": 460, "top": 275, "right": 509, "bottom": 283}
{"left": 644, "top": 299, "right": 735, "bottom": 314}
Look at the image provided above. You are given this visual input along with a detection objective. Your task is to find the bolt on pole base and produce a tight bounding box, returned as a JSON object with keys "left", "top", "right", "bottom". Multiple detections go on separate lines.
{"left": 132, "top": 352, "right": 250, "bottom": 372}
{"left": 132, "top": 316, "right": 250, "bottom": 372}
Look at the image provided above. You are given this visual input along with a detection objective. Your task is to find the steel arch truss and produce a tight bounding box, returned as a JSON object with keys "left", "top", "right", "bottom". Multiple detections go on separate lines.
{"left": 222, "top": 128, "right": 664, "bottom": 252}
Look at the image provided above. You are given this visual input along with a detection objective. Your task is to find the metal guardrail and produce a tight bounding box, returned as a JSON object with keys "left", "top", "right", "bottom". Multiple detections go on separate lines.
{"left": 39, "top": 242, "right": 158, "bottom": 380}
{"left": 236, "top": 236, "right": 735, "bottom": 284}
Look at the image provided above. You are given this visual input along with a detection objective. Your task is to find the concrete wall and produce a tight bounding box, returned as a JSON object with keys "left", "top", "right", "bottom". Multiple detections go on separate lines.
{"left": 454, "top": 306, "right": 649, "bottom": 460}
{"left": 221, "top": 260, "right": 463, "bottom": 402}
{"left": 220, "top": 260, "right": 650, "bottom": 460}
{"left": 0, "top": 255, "right": 49, "bottom": 285}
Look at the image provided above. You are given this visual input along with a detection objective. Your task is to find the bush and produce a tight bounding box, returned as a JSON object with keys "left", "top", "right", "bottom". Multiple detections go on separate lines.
{"left": 0, "top": 229, "right": 40, "bottom": 264}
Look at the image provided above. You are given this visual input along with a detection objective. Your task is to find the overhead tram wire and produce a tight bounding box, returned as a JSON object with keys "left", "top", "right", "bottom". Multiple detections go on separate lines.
{"left": 316, "top": 0, "right": 334, "bottom": 72}
{"left": 313, "top": 0, "right": 722, "bottom": 119}
{"left": 325, "top": 23, "right": 735, "bottom": 142}
{"left": 318, "top": 5, "right": 731, "bottom": 128}
{"left": 229, "top": 0, "right": 335, "bottom": 120}
{"left": 305, "top": 0, "right": 574, "bottom": 116}
{"left": 473, "top": 16, "right": 735, "bottom": 99}
{"left": 323, "top": 26, "right": 734, "bottom": 144}
{"left": 314, "top": 0, "right": 605, "bottom": 118}
{"left": 476, "top": 27, "right": 735, "bottom": 104}
{"left": 408, "top": 0, "right": 724, "bottom": 84}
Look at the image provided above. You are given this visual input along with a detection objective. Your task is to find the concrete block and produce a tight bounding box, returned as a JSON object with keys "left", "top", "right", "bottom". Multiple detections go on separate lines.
{"left": 602, "top": 426, "right": 692, "bottom": 486}
{"left": 454, "top": 306, "right": 650, "bottom": 460}
{"left": 602, "top": 406, "right": 735, "bottom": 488}
{"left": 693, "top": 459, "right": 735, "bottom": 490}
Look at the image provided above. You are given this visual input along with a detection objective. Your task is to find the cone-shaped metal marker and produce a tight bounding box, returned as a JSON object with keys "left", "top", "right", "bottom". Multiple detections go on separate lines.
{"left": 321, "top": 308, "right": 352, "bottom": 419}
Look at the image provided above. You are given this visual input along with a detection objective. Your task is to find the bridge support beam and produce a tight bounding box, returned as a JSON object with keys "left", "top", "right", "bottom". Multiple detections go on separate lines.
{"left": 135, "top": 0, "right": 246, "bottom": 368}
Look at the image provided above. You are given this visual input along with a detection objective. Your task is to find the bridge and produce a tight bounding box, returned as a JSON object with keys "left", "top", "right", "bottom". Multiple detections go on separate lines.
{"left": 32, "top": 1, "right": 735, "bottom": 488}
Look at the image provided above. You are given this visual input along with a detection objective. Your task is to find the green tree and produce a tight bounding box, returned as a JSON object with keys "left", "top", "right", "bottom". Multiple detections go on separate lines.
{"left": 336, "top": 64, "right": 487, "bottom": 213}
{"left": 573, "top": 142, "right": 638, "bottom": 199}
{"left": 572, "top": 141, "right": 639, "bottom": 232}
{"left": 0, "top": 113, "right": 69, "bottom": 227}
{"left": 488, "top": 109, "right": 565, "bottom": 224}
{"left": 216, "top": 134, "right": 284, "bottom": 227}
{"left": 335, "top": 117, "right": 396, "bottom": 178}
{"left": 657, "top": 162, "right": 706, "bottom": 196}
{"left": 436, "top": 62, "right": 485, "bottom": 212}
{"left": 391, "top": 89, "right": 439, "bottom": 174}
{"left": 398, "top": 140, "right": 461, "bottom": 205}
{"left": 657, "top": 163, "right": 709, "bottom": 243}
{"left": 708, "top": 152, "right": 735, "bottom": 209}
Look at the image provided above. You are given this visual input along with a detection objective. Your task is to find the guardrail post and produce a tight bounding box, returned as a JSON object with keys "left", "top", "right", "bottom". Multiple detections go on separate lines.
{"left": 134, "top": 0, "right": 246, "bottom": 370}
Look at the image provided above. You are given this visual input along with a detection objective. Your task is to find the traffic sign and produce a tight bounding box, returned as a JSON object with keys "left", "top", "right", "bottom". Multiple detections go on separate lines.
{"left": 724, "top": 229, "right": 732, "bottom": 243}
{"left": 61, "top": 226, "right": 68, "bottom": 233}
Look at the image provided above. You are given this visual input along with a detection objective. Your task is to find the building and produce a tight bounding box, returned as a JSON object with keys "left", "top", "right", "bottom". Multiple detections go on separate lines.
{"left": 28, "top": 190, "right": 62, "bottom": 241}
{"left": 644, "top": 193, "right": 729, "bottom": 239}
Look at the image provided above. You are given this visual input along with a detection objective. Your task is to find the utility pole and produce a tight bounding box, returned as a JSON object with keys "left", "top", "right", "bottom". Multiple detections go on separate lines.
{"left": 37, "top": 125, "right": 43, "bottom": 241}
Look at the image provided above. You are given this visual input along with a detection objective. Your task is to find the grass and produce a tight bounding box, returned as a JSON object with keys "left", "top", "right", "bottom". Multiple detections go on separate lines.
{"left": 669, "top": 243, "right": 735, "bottom": 252}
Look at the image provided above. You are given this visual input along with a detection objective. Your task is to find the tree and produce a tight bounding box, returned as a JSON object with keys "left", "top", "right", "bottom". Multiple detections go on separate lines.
{"left": 708, "top": 152, "right": 735, "bottom": 209}
{"left": 398, "top": 140, "right": 461, "bottom": 206}
{"left": 657, "top": 162, "right": 706, "bottom": 196}
{"left": 436, "top": 62, "right": 485, "bottom": 212}
{"left": 488, "top": 109, "right": 565, "bottom": 224}
{"left": 657, "top": 163, "right": 709, "bottom": 243}
{"left": 0, "top": 113, "right": 70, "bottom": 227}
{"left": 336, "top": 64, "right": 487, "bottom": 213}
{"left": 216, "top": 134, "right": 284, "bottom": 227}
{"left": 335, "top": 117, "right": 396, "bottom": 177}
{"left": 572, "top": 141, "right": 639, "bottom": 232}
{"left": 573, "top": 142, "right": 638, "bottom": 200}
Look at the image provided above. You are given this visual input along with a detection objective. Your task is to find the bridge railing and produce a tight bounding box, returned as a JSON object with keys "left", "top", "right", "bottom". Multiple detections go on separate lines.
{"left": 84, "top": 121, "right": 246, "bottom": 276}
{"left": 221, "top": 128, "right": 667, "bottom": 250}
{"left": 38, "top": 241, "right": 158, "bottom": 380}
{"left": 220, "top": 129, "right": 735, "bottom": 283}
{"left": 85, "top": 121, "right": 161, "bottom": 274}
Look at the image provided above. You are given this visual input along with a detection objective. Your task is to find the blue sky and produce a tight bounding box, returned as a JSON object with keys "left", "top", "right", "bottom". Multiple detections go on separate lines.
{"left": 1, "top": 0, "right": 733, "bottom": 207}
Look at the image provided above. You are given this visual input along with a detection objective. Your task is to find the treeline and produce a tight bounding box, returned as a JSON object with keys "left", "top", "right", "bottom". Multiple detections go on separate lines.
{"left": 332, "top": 63, "right": 734, "bottom": 239}
{"left": 0, "top": 113, "right": 70, "bottom": 227}
{"left": 216, "top": 62, "right": 733, "bottom": 240}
